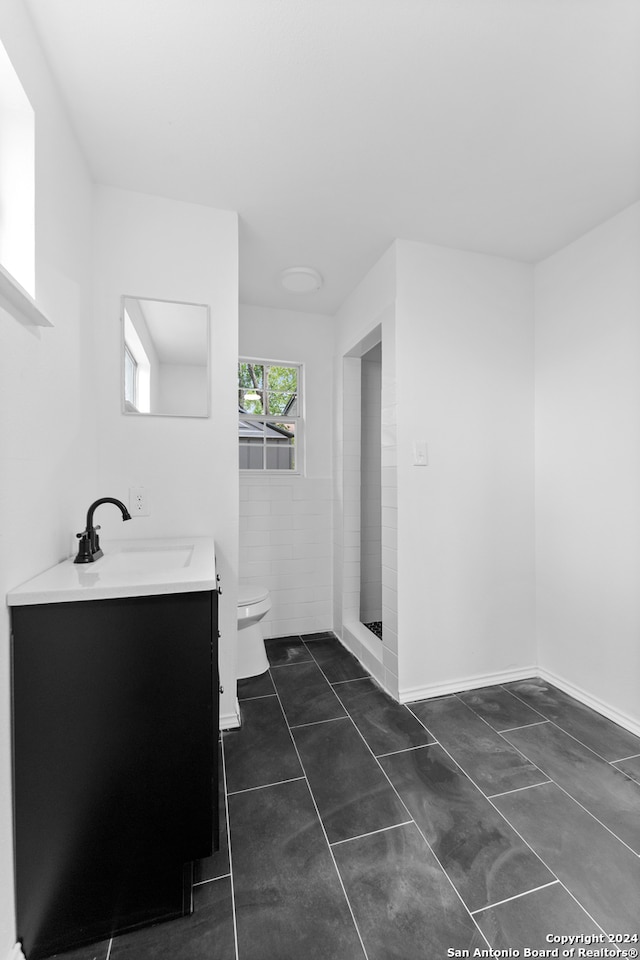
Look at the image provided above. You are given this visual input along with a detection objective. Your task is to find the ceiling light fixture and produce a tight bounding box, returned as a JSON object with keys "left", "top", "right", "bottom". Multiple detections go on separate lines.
{"left": 280, "top": 266, "right": 323, "bottom": 294}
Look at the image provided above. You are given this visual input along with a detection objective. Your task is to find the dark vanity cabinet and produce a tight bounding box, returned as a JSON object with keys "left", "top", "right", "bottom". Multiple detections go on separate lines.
{"left": 11, "top": 589, "right": 218, "bottom": 960}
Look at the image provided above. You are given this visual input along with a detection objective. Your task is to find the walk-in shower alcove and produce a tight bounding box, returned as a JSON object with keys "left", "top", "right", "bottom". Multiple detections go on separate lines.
{"left": 337, "top": 307, "right": 398, "bottom": 698}
{"left": 359, "top": 342, "right": 382, "bottom": 640}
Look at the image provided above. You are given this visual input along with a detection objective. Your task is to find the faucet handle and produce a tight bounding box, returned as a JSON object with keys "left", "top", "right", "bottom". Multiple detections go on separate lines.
{"left": 76, "top": 525, "right": 100, "bottom": 538}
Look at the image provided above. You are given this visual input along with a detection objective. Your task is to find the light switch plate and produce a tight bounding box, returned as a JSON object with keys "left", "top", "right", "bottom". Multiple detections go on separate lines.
{"left": 413, "top": 442, "right": 428, "bottom": 466}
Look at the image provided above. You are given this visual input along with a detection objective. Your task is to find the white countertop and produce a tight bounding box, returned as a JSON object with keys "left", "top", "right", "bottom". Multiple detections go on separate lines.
{"left": 7, "top": 537, "right": 217, "bottom": 606}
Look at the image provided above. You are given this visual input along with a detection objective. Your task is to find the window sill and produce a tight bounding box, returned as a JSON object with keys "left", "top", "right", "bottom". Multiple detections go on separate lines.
{"left": 0, "top": 263, "right": 53, "bottom": 328}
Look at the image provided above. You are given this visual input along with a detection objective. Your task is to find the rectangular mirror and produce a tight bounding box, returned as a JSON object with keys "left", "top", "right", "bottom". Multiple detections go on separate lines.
{"left": 121, "top": 296, "right": 210, "bottom": 417}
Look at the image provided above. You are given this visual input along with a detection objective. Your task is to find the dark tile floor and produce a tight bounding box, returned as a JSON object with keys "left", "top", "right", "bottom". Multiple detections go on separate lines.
{"left": 49, "top": 636, "right": 640, "bottom": 960}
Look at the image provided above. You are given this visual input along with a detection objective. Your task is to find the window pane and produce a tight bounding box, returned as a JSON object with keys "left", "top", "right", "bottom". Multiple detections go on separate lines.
{"left": 267, "top": 391, "right": 297, "bottom": 415}
{"left": 266, "top": 440, "right": 294, "bottom": 470}
{"left": 265, "top": 421, "right": 295, "bottom": 470}
{"left": 239, "top": 389, "right": 264, "bottom": 414}
{"left": 238, "top": 419, "right": 265, "bottom": 440}
{"left": 238, "top": 362, "right": 264, "bottom": 388}
{"left": 239, "top": 442, "right": 264, "bottom": 470}
{"left": 267, "top": 365, "right": 297, "bottom": 393}
{"left": 272, "top": 420, "right": 295, "bottom": 436}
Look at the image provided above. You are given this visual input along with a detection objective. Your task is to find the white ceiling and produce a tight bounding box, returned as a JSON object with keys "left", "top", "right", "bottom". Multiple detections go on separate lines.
{"left": 24, "top": 0, "right": 640, "bottom": 315}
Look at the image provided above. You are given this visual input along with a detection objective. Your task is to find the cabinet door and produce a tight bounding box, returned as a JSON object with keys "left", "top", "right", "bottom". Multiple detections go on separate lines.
{"left": 12, "top": 590, "right": 216, "bottom": 958}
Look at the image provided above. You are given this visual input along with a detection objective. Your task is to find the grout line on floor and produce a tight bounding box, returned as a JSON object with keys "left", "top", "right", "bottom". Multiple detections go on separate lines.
{"left": 375, "top": 741, "right": 437, "bottom": 758}
{"left": 527, "top": 719, "right": 619, "bottom": 765}
{"left": 227, "top": 775, "right": 306, "bottom": 796}
{"left": 193, "top": 871, "right": 232, "bottom": 887}
{"left": 330, "top": 676, "right": 370, "bottom": 685}
{"left": 611, "top": 752, "right": 640, "bottom": 763}
{"left": 470, "top": 879, "right": 561, "bottom": 915}
{"left": 497, "top": 683, "right": 551, "bottom": 722}
{"left": 220, "top": 736, "right": 240, "bottom": 960}
{"left": 105, "top": 938, "right": 113, "bottom": 960}
{"left": 329, "top": 820, "right": 415, "bottom": 847}
{"left": 497, "top": 684, "right": 626, "bottom": 767}
{"left": 493, "top": 724, "right": 640, "bottom": 860}
{"left": 419, "top": 696, "right": 552, "bottom": 792}
{"left": 611, "top": 765, "right": 640, "bottom": 788}
{"left": 268, "top": 659, "right": 314, "bottom": 668}
{"left": 498, "top": 720, "right": 551, "bottom": 733}
{"left": 324, "top": 666, "right": 493, "bottom": 951}
{"left": 237, "top": 693, "right": 277, "bottom": 702}
{"left": 268, "top": 669, "right": 373, "bottom": 960}
{"left": 410, "top": 720, "right": 610, "bottom": 939}
{"left": 288, "top": 715, "right": 349, "bottom": 730}
{"left": 487, "top": 780, "right": 552, "bottom": 800}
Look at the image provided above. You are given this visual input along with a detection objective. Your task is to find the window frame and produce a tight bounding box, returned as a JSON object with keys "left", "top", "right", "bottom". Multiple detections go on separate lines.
{"left": 238, "top": 357, "right": 304, "bottom": 475}
{"left": 123, "top": 343, "right": 138, "bottom": 410}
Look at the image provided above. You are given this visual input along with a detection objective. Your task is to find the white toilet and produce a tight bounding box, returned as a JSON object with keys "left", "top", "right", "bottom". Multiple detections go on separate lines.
{"left": 236, "top": 585, "right": 271, "bottom": 679}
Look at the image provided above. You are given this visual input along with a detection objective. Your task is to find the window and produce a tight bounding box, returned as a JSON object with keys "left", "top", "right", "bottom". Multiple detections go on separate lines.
{"left": 238, "top": 360, "right": 302, "bottom": 471}
{"left": 0, "top": 38, "right": 35, "bottom": 296}
{"left": 124, "top": 344, "right": 138, "bottom": 409}
{"left": 123, "top": 304, "right": 151, "bottom": 413}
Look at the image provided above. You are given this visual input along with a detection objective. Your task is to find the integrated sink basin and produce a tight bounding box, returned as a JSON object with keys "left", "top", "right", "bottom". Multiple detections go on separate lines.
{"left": 7, "top": 537, "right": 216, "bottom": 606}
{"left": 98, "top": 544, "right": 194, "bottom": 575}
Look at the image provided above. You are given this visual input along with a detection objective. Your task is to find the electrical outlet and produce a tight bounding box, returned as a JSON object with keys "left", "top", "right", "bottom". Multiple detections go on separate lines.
{"left": 129, "top": 486, "right": 149, "bottom": 517}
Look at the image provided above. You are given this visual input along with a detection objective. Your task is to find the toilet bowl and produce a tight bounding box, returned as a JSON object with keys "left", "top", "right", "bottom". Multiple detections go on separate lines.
{"left": 237, "top": 585, "right": 271, "bottom": 679}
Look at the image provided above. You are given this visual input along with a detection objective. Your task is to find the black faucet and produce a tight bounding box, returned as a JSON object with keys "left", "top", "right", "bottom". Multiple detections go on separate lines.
{"left": 74, "top": 497, "right": 132, "bottom": 563}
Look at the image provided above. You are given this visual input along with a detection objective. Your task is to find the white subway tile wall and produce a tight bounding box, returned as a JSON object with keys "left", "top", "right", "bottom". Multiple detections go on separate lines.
{"left": 239, "top": 476, "right": 333, "bottom": 639}
{"left": 360, "top": 353, "right": 382, "bottom": 622}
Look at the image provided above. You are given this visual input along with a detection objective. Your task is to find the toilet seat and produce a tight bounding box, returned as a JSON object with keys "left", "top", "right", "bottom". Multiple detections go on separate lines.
{"left": 238, "top": 585, "right": 269, "bottom": 607}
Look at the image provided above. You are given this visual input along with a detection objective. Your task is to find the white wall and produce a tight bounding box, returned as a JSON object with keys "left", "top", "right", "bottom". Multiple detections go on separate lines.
{"left": 535, "top": 202, "right": 640, "bottom": 730}
{"left": 92, "top": 185, "right": 239, "bottom": 728}
{"left": 158, "top": 362, "right": 208, "bottom": 417}
{"left": 0, "top": 2, "right": 96, "bottom": 954}
{"left": 239, "top": 304, "right": 334, "bottom": 639}
{"left": 395, "top": 240, "right": 536, "bottom": 700}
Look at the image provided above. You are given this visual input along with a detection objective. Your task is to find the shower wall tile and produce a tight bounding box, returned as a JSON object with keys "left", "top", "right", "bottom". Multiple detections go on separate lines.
{"left": 383, "top": 625, "right": 398, "bottom": 655}
{"left": 382, "top": 646, "right": 399, "bottom": 678}
{"left": 381, "top": 485, "right": 397, "bottom": 508}
{"left": 381, "top": 506, "right": 397, "bottom": 530}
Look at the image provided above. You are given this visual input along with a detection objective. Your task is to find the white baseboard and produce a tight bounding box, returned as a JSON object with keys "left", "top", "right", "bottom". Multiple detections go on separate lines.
{"left": 537, "top": 667, "right": 640, "bottom": 739}
{"left": 399, "top": 665, "right": 539, "bottom": 705}
{"left": 396, "top": 662, "right": 640, "bottom": 739}
{"left": 220, "top": 698, "right": 241, "bottom": 730}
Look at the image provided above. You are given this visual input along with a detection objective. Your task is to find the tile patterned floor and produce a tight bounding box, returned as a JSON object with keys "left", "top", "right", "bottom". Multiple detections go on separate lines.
{"left": 48, "top": 635, "right": 640, "bottom": 960}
